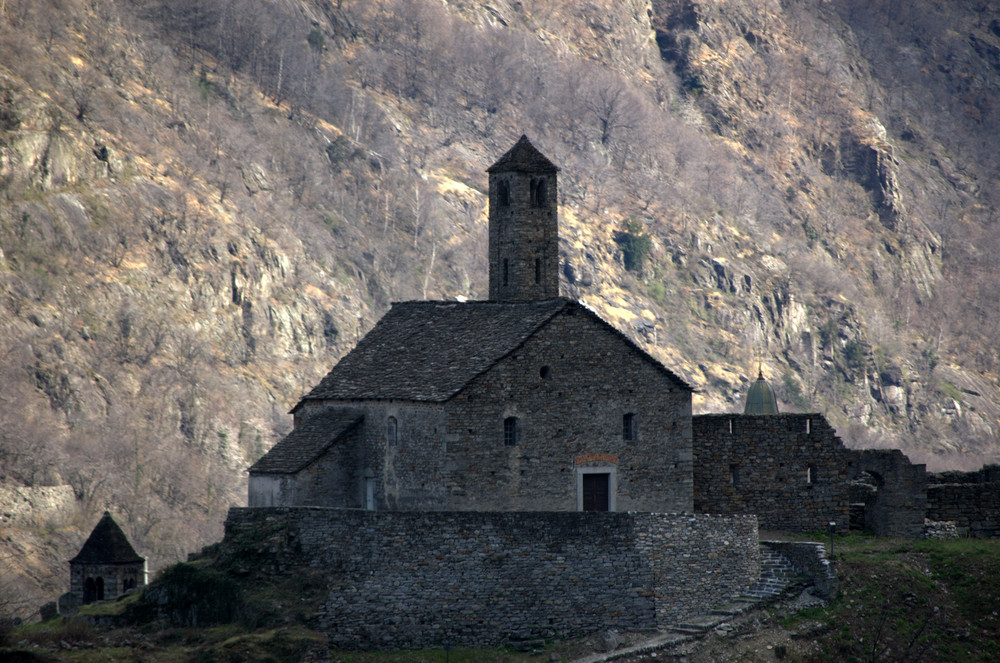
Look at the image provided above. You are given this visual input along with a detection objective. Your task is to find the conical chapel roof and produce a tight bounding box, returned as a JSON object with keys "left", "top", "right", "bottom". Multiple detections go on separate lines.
{"left": 69, "top": 511, "right": 144, "bottom": 565}
{"left": 487, "top": 135, "right": 559, "bottom": 173}
{"left": 744, "top": 369, "right": 780, "bottom": 414}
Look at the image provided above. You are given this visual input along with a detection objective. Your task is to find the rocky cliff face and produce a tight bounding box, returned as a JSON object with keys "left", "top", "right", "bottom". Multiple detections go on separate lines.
{"left": 643, "top": 0, "right": 996, "bottom": 450}
{"left": 1, "top": 0, "right": 999, "bottom": 616}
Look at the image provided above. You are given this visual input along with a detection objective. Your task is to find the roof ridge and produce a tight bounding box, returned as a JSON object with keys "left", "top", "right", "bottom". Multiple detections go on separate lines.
{"left": 295, "top": 299, "right": 572, "bottom": 406}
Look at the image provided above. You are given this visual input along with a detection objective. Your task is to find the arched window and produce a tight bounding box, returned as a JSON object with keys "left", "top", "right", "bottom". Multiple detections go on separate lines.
{"left": 503, "top": 417, "right": 519, "bottom": 446}
{"left": 498, "top": 180, "right": 510, "bottom": 207}
{"left": 387, "top": 416, "right": 397, "bottom": 446}
{"left": 622, "top": 413, "right": 637, "bottom": 441}
{"left": 729, "top": 464, "right": 740, "bottom": 486}
{"left": 530, "top": 178, "right": 547, "bottom": 207}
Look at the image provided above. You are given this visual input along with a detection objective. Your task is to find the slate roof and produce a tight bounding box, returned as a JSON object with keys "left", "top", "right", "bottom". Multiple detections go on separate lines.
{"left": 70, "top": 511, "right": 144, "bottom": 565}
{"left": 487, "top": 135, "right": 559, "bottom": 173}
{"left": 297, "top": 298, "right": 690, "bottom": 408}
{"left": 249, "top": 410, "right": 363, "bottom": 474}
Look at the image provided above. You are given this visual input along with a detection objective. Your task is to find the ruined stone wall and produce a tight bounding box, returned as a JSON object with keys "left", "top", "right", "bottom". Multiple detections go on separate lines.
{"left": 444, "top": 308, "right": 693, "bottom": 512}
{"left": 930, "top": 464, "right": 1000, "bottom": 484}
{"left": 223, "top": 507, "right": 758, "bottom": 649}
{"left": 849, "top": 449, "right": 927, "bottom": 538}
{"left": 927, "top": 470, "right": 1000, "bottom": 538}
{"left": 693, "top": 414, "right": 851, "bottom": 533}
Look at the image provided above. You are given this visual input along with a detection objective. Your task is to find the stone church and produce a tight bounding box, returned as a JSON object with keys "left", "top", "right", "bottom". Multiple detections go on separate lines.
{"left": 64, "top": 511, "right": 145, "bottom": 612}
{"left": 249, "top": 136, "right": 694, "bottom": 513}
{"left": 233, "top": 135, "right": 989, "bottom": 648}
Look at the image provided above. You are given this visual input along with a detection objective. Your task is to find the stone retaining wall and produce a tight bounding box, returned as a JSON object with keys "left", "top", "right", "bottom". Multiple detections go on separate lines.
{"left": 223, "top": 507, "right": 759, "bottom": 649}
{"left": 761, "top": 540, "right": 837, "bottom": 600}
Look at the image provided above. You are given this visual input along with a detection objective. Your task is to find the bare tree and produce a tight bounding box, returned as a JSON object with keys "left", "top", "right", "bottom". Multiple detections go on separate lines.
{"left": 584, "top": 76, "right": 643, "bottom": 147}
{"left": 69, "top": 71, "right": 98, "bottom": 121}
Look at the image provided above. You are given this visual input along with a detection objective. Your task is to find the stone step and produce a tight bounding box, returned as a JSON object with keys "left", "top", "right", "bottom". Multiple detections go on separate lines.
{"left": 669, "top": 625, "right": 711, "bottom": 636}
{"left": 674, "top": 615, "right": 728, "bottom": 632}
{"left": 709, "top": 602, "right": 753, "bottom": 617}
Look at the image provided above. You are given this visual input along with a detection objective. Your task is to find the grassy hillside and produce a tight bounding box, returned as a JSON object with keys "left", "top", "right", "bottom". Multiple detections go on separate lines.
{"left": 1, "top": 0, "right": 999, "bottom": 615}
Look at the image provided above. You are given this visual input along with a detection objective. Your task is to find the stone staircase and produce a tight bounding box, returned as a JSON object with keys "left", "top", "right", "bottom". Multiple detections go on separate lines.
{"left": 741, "top": 544, "right": 807, "bottom": 601}
{"left": 570, "top": 543, "right": 817, "bottom": 663}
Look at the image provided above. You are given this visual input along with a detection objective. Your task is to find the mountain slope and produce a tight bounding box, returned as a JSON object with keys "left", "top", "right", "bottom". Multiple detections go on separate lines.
{"left": 1, "top": 0, "right": 999, "bottom": 615}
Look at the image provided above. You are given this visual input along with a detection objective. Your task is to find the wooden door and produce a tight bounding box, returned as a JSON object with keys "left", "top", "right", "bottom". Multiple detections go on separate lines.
{"left": 582, "top": 473, "right": 610, "bottom": 511}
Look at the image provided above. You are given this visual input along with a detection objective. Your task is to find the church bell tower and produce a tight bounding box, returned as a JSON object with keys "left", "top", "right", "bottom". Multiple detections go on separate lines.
{"left": 487, "top": 135, "right": 560, "bottom": 301}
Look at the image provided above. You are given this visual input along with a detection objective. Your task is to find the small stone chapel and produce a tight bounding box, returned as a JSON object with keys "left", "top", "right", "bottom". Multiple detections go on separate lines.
{"left": 66, "top": 511, "right": 145, "bottom": 607}
{"left": 249, "top": 136, "right": 695, "bottom": 512}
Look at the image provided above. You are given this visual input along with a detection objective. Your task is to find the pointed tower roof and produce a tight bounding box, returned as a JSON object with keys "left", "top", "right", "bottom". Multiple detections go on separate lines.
{"left": 744, "top": 368, "right": 779, "bottom": 414}
{"left": 487, "top": 135, "right": 559, "bottom": 173}
{"left": 69, "top": 511, "right": 144, "bottom": 565}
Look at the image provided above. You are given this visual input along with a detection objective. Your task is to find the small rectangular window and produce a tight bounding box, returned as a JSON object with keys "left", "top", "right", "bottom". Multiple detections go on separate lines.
{"left": 622, "top": 413, "right": 636, "bottom": 441}
{"left": 387, "top": 416, "right": 397, "bottom": 446}
{"left": 535, "top": 258, "right": 541, "bottom": 284}
{"left": 498, "top": 180, "right": 510, "bottom": 207}
{"left": 504, "top": 417, "right": 518, "bottom": 446}
{"left": 502, "top": 258, "right": 509, "bottom": 286}
{"left": 729, "top": 464, "right": 739, "bottom": 486}
{"left": 807, "top": 464, "right": 817, "bottom": 484}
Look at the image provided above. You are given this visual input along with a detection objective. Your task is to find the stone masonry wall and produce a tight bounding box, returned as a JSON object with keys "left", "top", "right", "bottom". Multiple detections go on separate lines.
{"left": 294, "top": 417, "right": 362, "bottom": 507}
{"left": 849, "top": 449, "right": 926, "bottom": 538}
{"left": 69, "top": 562, "right": 144, "bottom": 603}
{"left": 926, "top": 481, "right": 1000, "bottom": 538}
{"left": 761, "top": 541, "right": 837, "bottom": 600}
{"left": 273, "top": 401, "right": 451, "bottom": 510}
{"left": 354, "top": 401, "right": 449, "bottom": 511}
{"left": 693, "top": 414, "right": 851, "bottom": 533}
{"left": 445, "top": 308, "right": 693, "bottom": 512}
{"left": 223, "top": 507, "right": 759, "bottom": 649}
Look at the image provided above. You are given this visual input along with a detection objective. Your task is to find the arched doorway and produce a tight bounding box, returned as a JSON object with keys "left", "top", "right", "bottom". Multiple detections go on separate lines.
{"left": 849, "top": 470, "right": 883, "bottom": 533}
{"left": 84, "top": 577, "right": 97, "bottom": 604}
